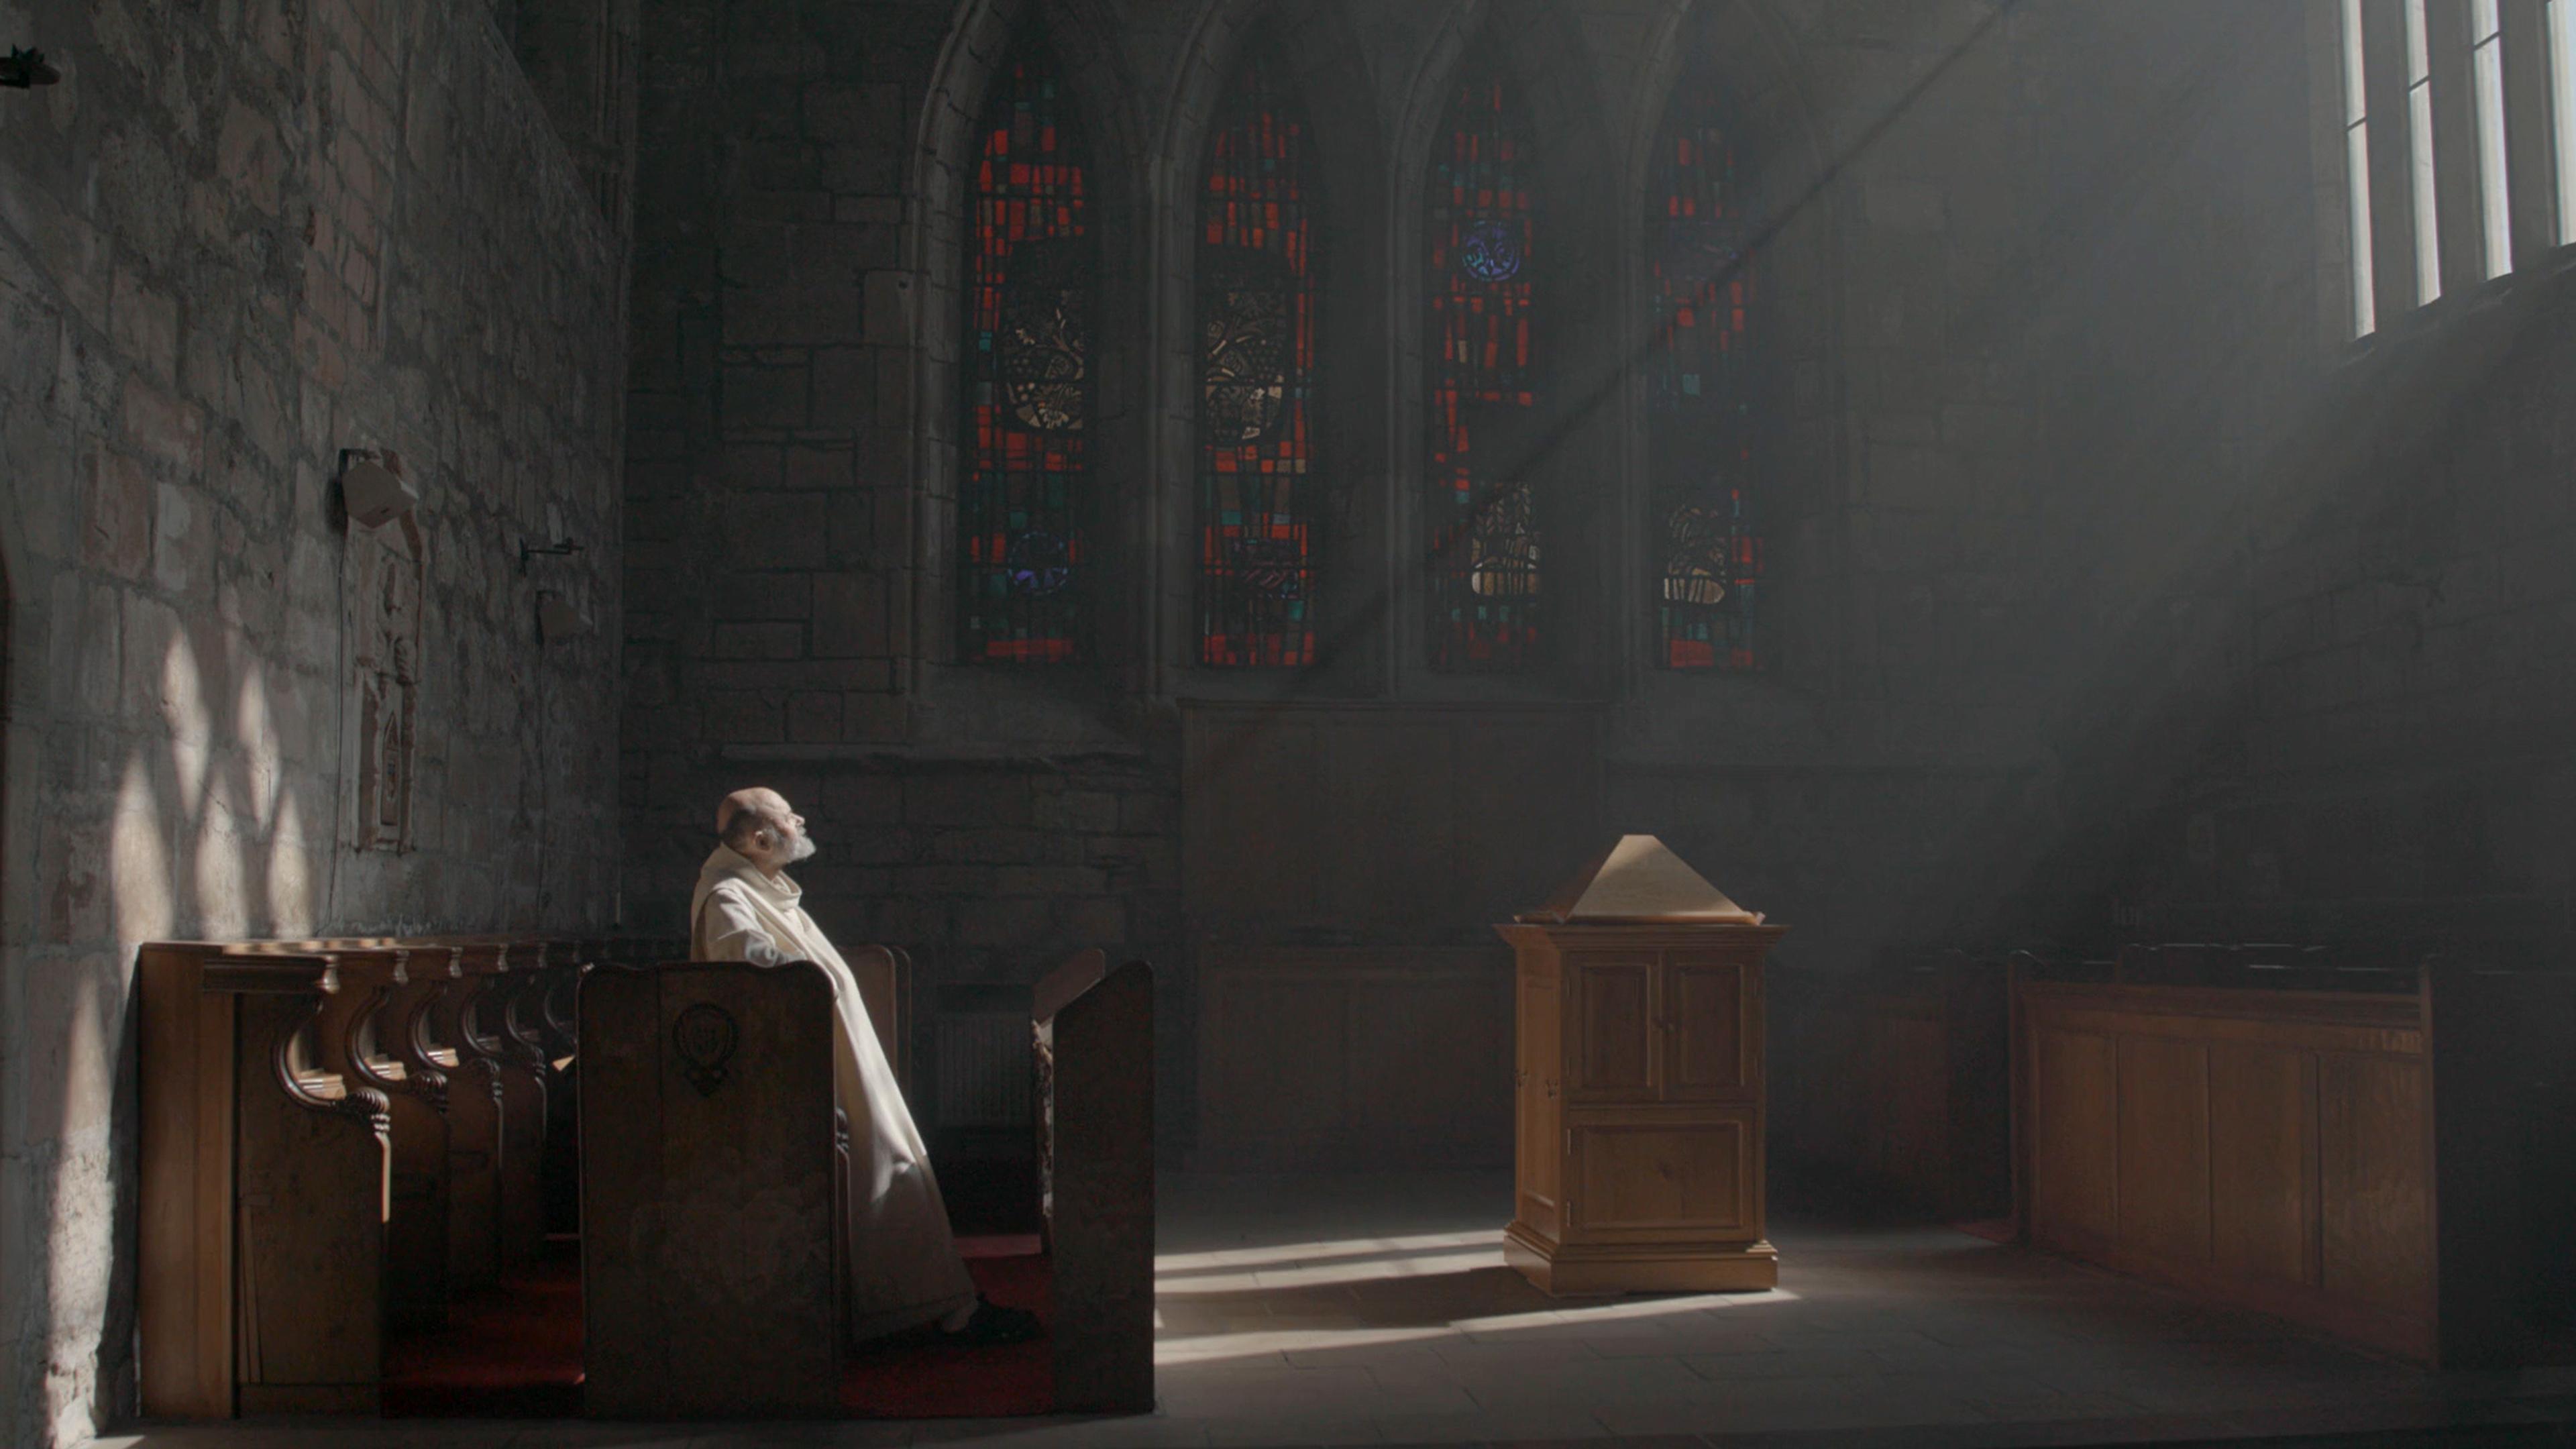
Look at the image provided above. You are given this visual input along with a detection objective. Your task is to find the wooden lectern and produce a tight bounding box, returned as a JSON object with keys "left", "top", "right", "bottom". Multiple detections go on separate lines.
{"left": 1497, "top": 837, "right": 1787, "bottom": 1295}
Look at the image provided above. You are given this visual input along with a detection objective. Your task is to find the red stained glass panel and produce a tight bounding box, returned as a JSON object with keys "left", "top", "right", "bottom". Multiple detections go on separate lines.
{"left": 1425, "top": 49, "right": 1541, "bottom": 672}
{"left": 1197, "top": 62, "right": 1320, "bottom": 667}
{"left": 1646, "top": 67, "right": 1764, "bottom": 672}
{"left": 961, "top": 44, "right": 1095, "bottom": 663}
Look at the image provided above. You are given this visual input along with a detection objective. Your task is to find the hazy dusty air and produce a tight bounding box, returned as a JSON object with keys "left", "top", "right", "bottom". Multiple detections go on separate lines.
{"left": 6, "top": 1, "right": 2574, "bottom": 1445}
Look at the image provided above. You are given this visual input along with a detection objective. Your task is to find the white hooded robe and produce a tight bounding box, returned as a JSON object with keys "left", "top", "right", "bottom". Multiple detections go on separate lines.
{"left": 690, "top": 845, "right": 977, "bottom": 1341}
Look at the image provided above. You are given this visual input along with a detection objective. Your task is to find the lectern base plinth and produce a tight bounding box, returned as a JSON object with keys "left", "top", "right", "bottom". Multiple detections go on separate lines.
{"left": 1504, "top": 1223, "right": 1778, "bottom": 1296}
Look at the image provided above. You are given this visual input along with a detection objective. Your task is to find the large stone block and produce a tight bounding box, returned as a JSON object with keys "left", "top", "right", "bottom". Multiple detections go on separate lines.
{"left": 724, "top": 492, "right": 830, "bottom": 571}
{"left": 811, "top": 572, "right": 887, "bottom": 657}
{"left": 83, "top": 452, "right": 153, "bottom": 582}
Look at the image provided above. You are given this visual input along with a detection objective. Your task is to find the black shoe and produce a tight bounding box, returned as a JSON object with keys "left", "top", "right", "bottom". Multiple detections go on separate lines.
{"left": 940, "top": 1295, "right": 1041, "bottom": 1346}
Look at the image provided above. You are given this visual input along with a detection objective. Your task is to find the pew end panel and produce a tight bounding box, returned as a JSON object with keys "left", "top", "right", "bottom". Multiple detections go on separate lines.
{"left": 140, "top": 945, "right": 393, "bottom": 1417}
{"left": 140, "top": 945, "right": 243, "bottom": 1419}
{"left": 2424, "top": 963, "right": 2576, "bottom": 1367}
{"left": 578, "top": 961, "right": 843, "bottom": 1418}
{"left": 1035, "top": 956, "right": 1155, "bottom": 1414}
{"left": 844, "top": 943, "right": 912, "bottom": 1088}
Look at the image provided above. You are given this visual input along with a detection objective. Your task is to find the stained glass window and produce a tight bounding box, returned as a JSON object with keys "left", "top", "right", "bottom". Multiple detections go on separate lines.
{"left": 1425, "top": 48, "right": 1540, "bottom": 672}
{"left": 1646, "top": 66, "right": 1764, "bottom": 671}
{"left": 1197, "top": 62, "right": 1320, "bottom": 667}
{"left": 960, "top": 42, "right": 1095, "bottom": 663}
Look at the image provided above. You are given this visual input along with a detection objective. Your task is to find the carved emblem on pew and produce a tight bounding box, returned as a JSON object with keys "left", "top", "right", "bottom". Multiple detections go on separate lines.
{"left": 672, "top": 1004, "right": 739, "bottom": 1097}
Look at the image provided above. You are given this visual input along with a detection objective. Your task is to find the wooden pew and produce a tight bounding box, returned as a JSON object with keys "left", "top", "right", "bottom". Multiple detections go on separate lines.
{"left": 305, "top": 945, "right": 460, "bottom": 1330}
{"left": 168, "top": 940, "right": 463, "bottom": 1325}
{"left": 418, "top": 943, "right": 517, "bottom": 1294}
{"left": 2013, "top": 945, "right": 2575, "bottom": 1366}
{"left": 432, "top": 940, "right": 554, "bottom": 1269}
{"left": 579, "top": 959, "right": 844, "bottom": 1416}
{"left": 1032, "top": 951, "right": 1155, "bottom": 1414}
{"left": 140, "top": 945, "right": 390, "bottom": 1416}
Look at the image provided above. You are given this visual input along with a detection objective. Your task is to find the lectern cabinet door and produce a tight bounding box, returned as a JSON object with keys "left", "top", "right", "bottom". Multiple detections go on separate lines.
{"left": 1663, "top": 955, "right": 1754, "bottom": 1102}
{"left": 1564, "top": 1108, "right": 1758, "bottom": 1240}
{"left": 1565, "top": 955, "right": 1658, "bottom": 1103}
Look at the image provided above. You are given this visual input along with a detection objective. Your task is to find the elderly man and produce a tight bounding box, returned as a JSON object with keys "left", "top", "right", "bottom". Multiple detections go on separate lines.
{"left": 693, "top": 786, "right": 1038, "bottom": 1346}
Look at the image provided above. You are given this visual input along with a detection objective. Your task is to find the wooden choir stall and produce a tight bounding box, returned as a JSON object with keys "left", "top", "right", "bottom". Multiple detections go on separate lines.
{"left": 2014, "top": 944, "right": 2576, "bottom": 1367}
{"left": 141, "top": 930, "right": 1156, "bottom": 1421}
{"left": 138, "top": 936, "right": 669, "bottom": 1417}
{"left": 1499, "top": 837, "right": 1788, "bottom": 1295}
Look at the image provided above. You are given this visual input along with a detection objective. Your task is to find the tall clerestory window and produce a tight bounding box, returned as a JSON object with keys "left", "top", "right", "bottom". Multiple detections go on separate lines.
{"left": 1424, "top": 46, "right": 1542, "bottom": 672}
{"left": 2553, "top": 0, "right": 2576, "bottom": 244}
{"left": 1646, "top": 67, "right": 1764, "bottom": 672}
{"left": 2471, "top": 0, "right": 2512, "bottom": 279}
{"left": 2341, "top": 0, "right": 2377, "bottom": 336}
{"left": 960, "top": 40, "right": 1096, "bottom": 663}
{"left": 1197, "top": 60, "right": 1322, "bottom": 667}
{"left": 2404, "top": 0, "right": 2442, "bottom": 305}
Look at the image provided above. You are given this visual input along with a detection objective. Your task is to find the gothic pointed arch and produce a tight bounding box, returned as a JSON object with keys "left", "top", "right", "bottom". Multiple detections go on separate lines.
{"left": 1193, "top": 52, "right": 1324, "bottom": 667}
{"left": 957, "top": 32, "right": 1100, "bottom": 663}
{"left": 1620, "top": 0, "right": 1837, "bottom": 688}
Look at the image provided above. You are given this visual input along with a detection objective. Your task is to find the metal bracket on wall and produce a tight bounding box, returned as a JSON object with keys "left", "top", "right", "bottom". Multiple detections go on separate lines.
{"left": 0, "top": 48, "right": 60, "bottom": 87}
{"left": 519, "top": 536, "right": 584, "bottom": 575}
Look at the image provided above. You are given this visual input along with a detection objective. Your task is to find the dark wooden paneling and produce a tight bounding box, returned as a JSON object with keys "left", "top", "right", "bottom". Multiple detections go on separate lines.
{"left": 1181, "top": 712, "right": 1324, "bottom": 928}
{"left": 1195, "top": 947, "right": 1509, "bottom": 1167}
{"left": 2116, "top": 1036, "right": 2211, "bottom": 1262}
{"left": 2319, "top": 1052, "right": 2432, "bottom": 1313}
{"left": 1197, "top": 962, "right": 1350, "bottom": 1158}
{"left": 2208, "top": 1042, "right": 2312, "bottom": 1287}
{"left": 2031, "top": 1028, "right": 2118, "bottom": 1246}
{"left": 2018, "top": 980, "right": 2435, "bottom": 1362}
{"left": 1324, "top": 720, "right": 1456, "bottom": 928}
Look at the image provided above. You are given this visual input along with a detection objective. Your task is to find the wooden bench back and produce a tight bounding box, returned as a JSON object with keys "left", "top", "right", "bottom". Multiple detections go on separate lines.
{"left": 578, "top": 960, "right": 842, "bottom": 1417}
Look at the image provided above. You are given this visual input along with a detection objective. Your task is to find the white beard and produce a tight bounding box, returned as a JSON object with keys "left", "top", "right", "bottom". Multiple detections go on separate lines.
{"left": 787, "top": 829, "right": 818, "bottom": 862}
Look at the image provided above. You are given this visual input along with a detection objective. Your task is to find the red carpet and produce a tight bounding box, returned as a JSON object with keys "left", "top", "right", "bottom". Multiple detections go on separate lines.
{"left": 843, "top": 1235, "right": 1054, "bottom": 1417}
{"left": 382, "top": 1254, "right": 584, "bottom": 1418}
{"left": 382, "top": 1236, "right": 1055, "bottom": 1419}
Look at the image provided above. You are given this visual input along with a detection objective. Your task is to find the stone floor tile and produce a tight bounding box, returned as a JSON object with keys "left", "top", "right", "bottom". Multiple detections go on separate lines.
{"left": 1199, "top": 1415, "right": 1389, "bottom": 1446}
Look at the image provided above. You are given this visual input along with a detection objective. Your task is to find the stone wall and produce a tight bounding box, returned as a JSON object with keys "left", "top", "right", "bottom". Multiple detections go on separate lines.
{"left": 2103, "top": 267, "right": 2576, "bottom": 953}
{"left": 0, "top": 1, "right": 630, "bottom": 1442}
{"left": 1980, "top": 4, "right": 2576, "bottom": 962}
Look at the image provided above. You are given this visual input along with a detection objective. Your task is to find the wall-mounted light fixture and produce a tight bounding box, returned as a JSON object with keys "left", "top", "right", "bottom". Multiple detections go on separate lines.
{"left": 339, "top": 449, "right": 418, "bottom": 529}
{"left": 0, "top": 48, "right": 60, "bottom": 88}
{"left": 519, "top": 536, "right": 584, "bottom": 574}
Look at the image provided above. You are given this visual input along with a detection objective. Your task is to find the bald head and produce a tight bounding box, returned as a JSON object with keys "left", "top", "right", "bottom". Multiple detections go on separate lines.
{"left": 718, "top": 787, "right": 790, "bottom": 839}
{"left": 717, "top": 787, "right": 812, "bottom": 874}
